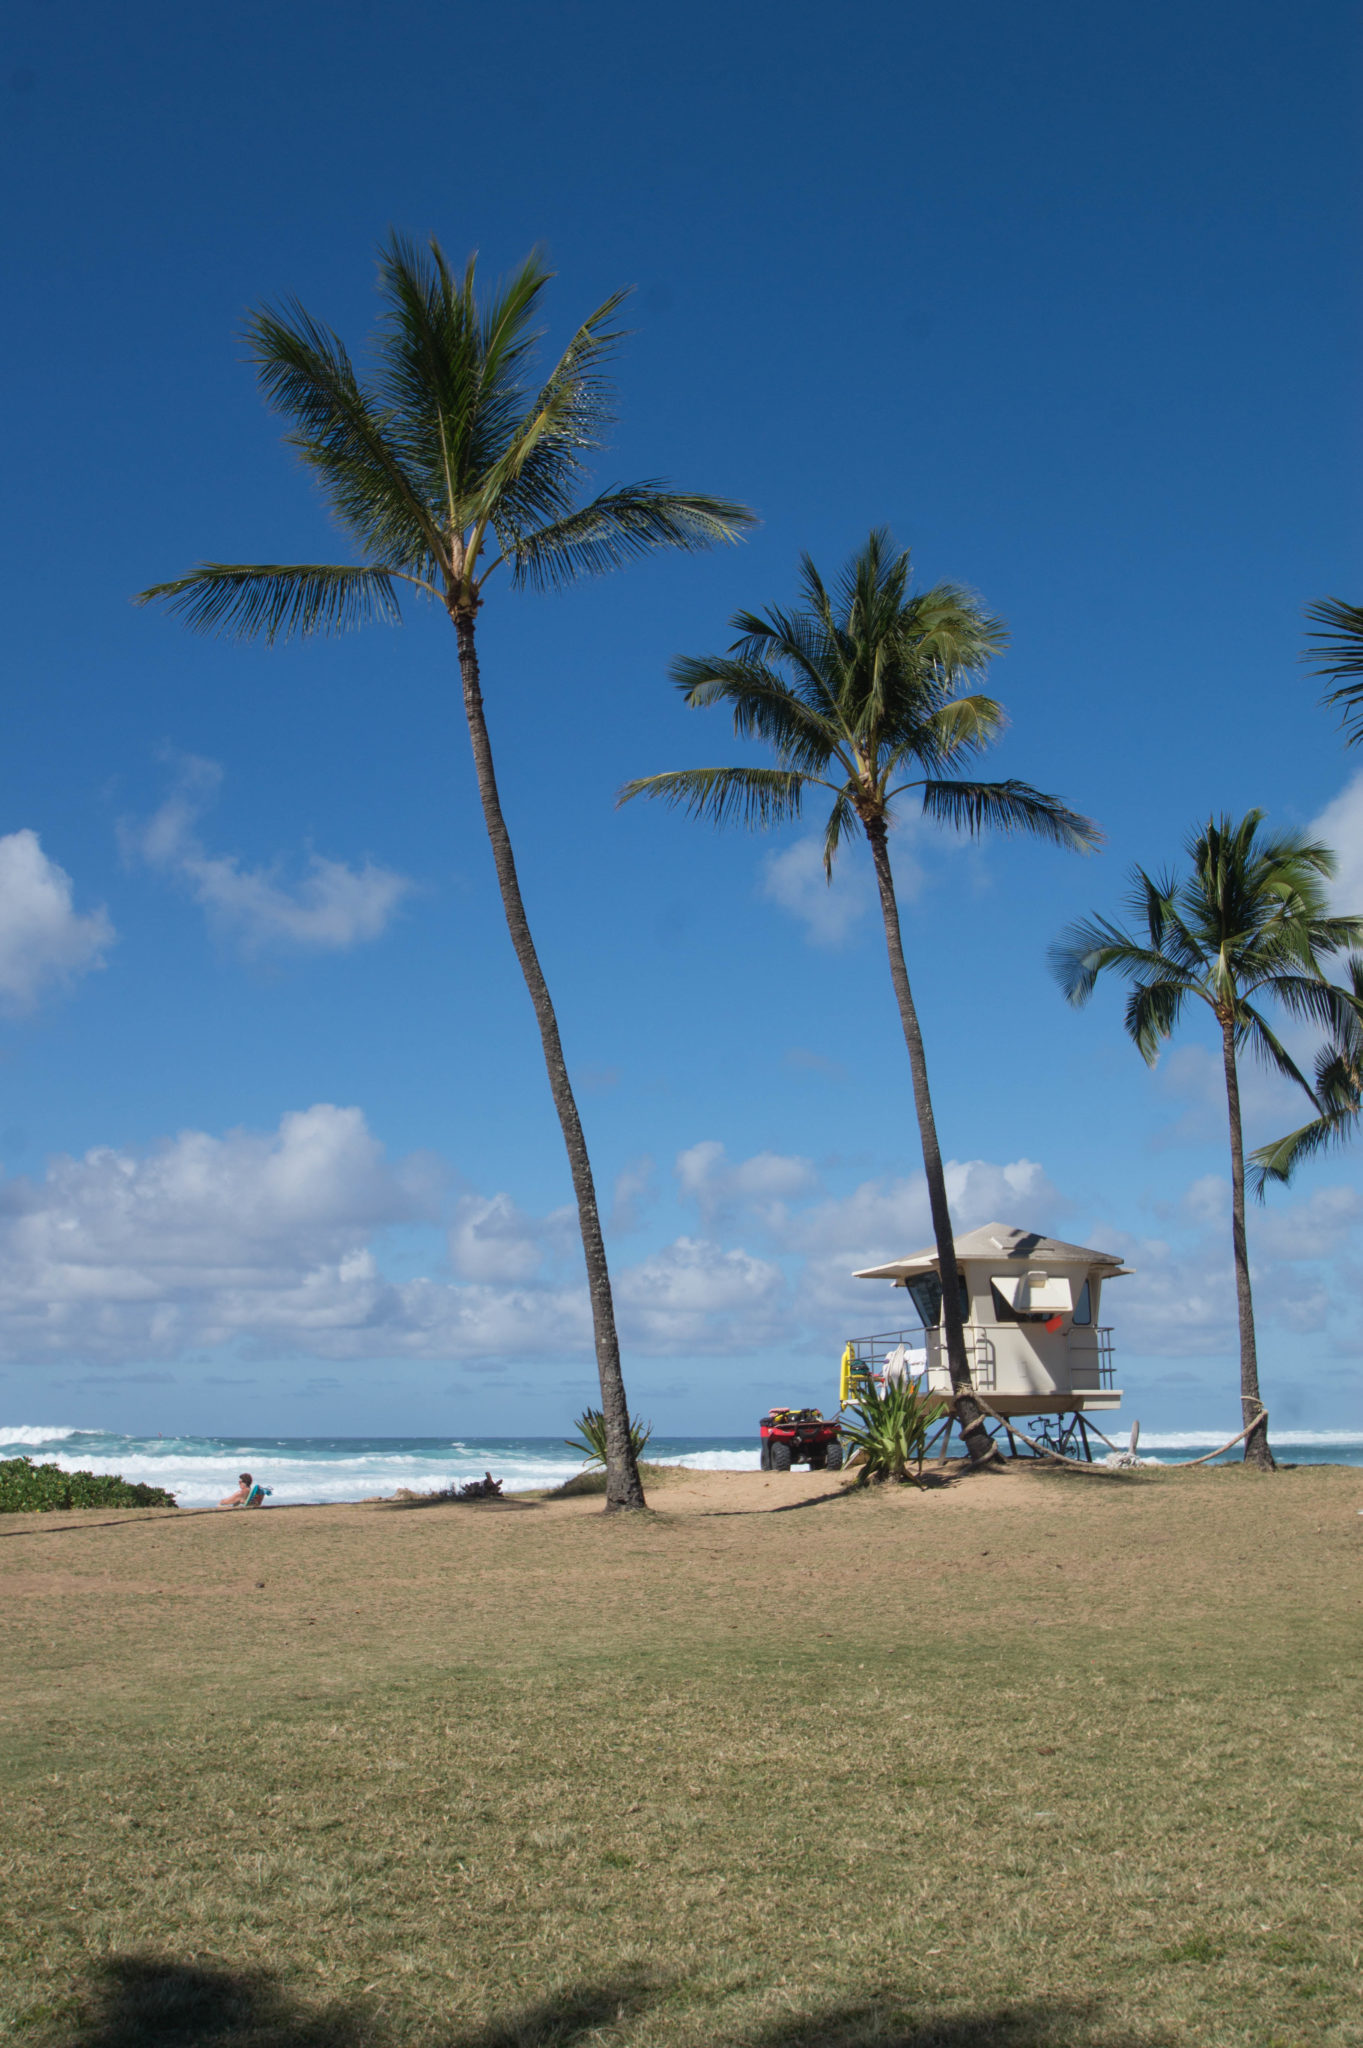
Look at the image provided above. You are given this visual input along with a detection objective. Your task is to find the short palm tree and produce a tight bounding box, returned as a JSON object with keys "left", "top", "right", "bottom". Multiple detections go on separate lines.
{"left": 1304, "top": 597, "right": 1363, "bottom": 743}
{"left": 619, "top": 532, "right": 1100, "bottom": 1466}
{"left": 136, "top": 233, "right": 755, "bottom": 1512}
{"left": 1051, "top": 812, "right": 1363, "bottom": 1470}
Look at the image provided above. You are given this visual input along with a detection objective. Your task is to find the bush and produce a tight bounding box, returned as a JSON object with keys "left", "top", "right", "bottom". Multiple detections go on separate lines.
{"left": 838, "top": 1379, "right": 946, "bottom": 1487}
{"left": 564, "top": 1406, "right": 653, "bottom": 1468}
{"left": 0, "top": 1455, "right": 177, "bottom": 1513}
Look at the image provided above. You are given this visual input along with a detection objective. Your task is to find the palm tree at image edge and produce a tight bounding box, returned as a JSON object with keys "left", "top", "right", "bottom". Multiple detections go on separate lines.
{"left": 1050, "top": 812, "right": 1363, "bottom": 1470}
{"left": 620, "top": 532, "right": 1101, "bottom": 1466}
{"left": 137, "top": 233, "right": 756, "bottom": 1511}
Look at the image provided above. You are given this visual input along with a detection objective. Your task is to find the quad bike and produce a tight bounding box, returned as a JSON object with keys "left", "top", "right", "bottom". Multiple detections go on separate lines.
{"left": 759, "top": 1407, "right": 844, "bottom": 1472}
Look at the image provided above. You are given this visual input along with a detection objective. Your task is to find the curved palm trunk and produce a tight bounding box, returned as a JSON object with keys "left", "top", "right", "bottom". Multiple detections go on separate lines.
{"left": 453, "top": 612, "right": 646, "bottom": 1510}
{"left": 1220, "top": 1016, "right": 1275, "bottom": 1471}
{"left": 865, "top": 820, "right": 998, "bottom": 1468}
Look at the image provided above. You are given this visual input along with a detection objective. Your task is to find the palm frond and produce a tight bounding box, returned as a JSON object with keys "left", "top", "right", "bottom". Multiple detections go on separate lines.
{"left": 244, "top": 298, "right": 445, "bottom": 573}
{"left": 1303, "top": 596, "right": 1363, "bottom": 743}
{"left": 821, "top": 787, "right": 860, "bottom": 877}
{"left": 133, "top": 563, "right": 407, "bottom": 642}
{"left": 1234, "top": 1002, "right": 1318, "bottom": 1098}
{"left": 1048, "top": 916, "right": 1186, "bottom": 1007}
{"left": 615, "top": 766, "right": 809, "bottom": 830}
{"left": 1248, "top": 1114, "right": 1348, "bottom": 1198}
{"left": 1122, "top": 978, "right": 1190, "bottom": 1063}
{"left": 917, "top": 778, "right": 1102, "bottom": 851}
{"left": 914, "top": 694, "right": 1006, "bottom": 765}
{"left": 668, "top": 656, "right": 849, "bottom": 775}
{"left": 509, "top": 485, "right": 755, "bottom": 591}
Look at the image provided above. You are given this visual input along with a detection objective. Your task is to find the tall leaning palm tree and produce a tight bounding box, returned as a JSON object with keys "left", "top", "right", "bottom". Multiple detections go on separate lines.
{"left": 619, "top": 533, "right": 1100, "bottom": 1467}
{"left": 137, "top": 234, "right": 755, "bottom": 1512}
{"left": 1051, "top": 813, "right": 1363, "bottom": 1471}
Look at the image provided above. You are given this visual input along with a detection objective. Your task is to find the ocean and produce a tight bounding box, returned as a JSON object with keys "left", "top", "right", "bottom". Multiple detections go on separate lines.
{"left": 3, "top": 1424, "right": 1363, "bottom": 1507}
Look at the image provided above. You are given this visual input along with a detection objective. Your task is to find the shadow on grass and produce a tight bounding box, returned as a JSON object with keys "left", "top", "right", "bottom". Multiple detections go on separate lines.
{"left": 67, "top": 1958, "right": 651, "bottom": 2048}
{"left": 66, "top": 1960, "right": 1165, "bottom": 2048}
{"left": 736, "top": 1993, "right": 1166, "bottom": 2046}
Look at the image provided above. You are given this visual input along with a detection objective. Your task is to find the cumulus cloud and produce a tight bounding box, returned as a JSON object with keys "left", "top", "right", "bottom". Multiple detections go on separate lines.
{"left": 3, "top": 1105, "right": 1358, "bottom": 1381}
{"left": 1311, "top": 770, "right": 1363, "bottom": 917}
{"left": 609, "top": 1157, "right": 656, "bottom": 1235}
{"left": 758, "top": 815, "right": 975, "bottom": 948}
{"left": 0, "top": 831, "right": 113, "bottom": 1012}
{"left": 675, "top": 1140, "right": 819, "bottom": 1228}
{"left": 759, "top": 837, "right": 874, "bottom": 946}
{"left": 448, "top": 1192, "right": 575, "bottom": 1283}
{"left": 616, "top": 1236, "right": 785, "bottom": 1353}
{"left": 124, "top": 756, "right": 412, "bottom": 954}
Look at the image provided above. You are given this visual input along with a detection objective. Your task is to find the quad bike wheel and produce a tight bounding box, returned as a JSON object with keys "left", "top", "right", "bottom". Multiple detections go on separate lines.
{"left": 759, "top": 1438, "right": 772, "bottom": 1471}
{"left": 824, "top": 1441, "right": 844, "bottom": 1471}
{"left": 769, "top": 1440, "right": 793, "bottom": 1472}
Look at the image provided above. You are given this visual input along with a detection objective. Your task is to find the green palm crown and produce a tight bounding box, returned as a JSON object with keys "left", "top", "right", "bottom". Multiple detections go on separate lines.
{"left": 136, "top": 233, "right": 754, "bottom": 637}
{"left": 618, "top": 530, "right": 1099, "bottom": 864}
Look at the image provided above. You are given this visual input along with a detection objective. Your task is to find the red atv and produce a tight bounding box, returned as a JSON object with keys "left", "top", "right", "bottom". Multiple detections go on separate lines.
{"left": 759, "top": 1408, "right": 844, "bottom": 1472}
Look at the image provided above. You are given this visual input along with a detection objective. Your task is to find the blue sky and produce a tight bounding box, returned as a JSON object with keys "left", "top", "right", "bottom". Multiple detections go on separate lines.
{"left": 1, "top": 0, "right": 1359, "bottom": 1438}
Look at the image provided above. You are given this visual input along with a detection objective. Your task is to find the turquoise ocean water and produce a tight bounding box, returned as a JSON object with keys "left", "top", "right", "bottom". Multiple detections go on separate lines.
{"left": 3, "top": 1424, "right": 1362, "bottom": 1507}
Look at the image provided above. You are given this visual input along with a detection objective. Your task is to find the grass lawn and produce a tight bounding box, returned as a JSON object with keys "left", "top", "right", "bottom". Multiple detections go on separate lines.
{"left": 1, "top": 1461, "right": 1360, "bottom": 2047}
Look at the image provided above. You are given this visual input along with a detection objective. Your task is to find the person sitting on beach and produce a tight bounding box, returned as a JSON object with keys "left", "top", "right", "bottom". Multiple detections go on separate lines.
{"left": 219, "top": 1472, "right": 260, "bottom": 1508}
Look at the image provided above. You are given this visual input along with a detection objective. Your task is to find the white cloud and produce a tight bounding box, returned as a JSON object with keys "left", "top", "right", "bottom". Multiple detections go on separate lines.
{"left": 2, "top": 1105, "right": 1359, "bottom": 1386}
{"left": 448, "top": 1192, "right": 575, "bottom": 1283}
{"left": 125, "top": 756, "right": 412, "bottom": 954}
{"left": 615, "top": 1236, "right": 785, "bottom": 1353}
{"left": 675, "top": 1140, "right": 818, "bottom": 1227}
{"left": 0, "top": 830, "right": 113, "bottom": 1013}
{"left": 1311, "top": 769, "right": 1363, "bottom": 916}
{"left": 759, "top": 836, "right": 873, "bottom": 946}
{"left": 758, "top": 814, "right": 975, "bottom": 949}
{"left": 609, "top": 1157, "right": 656, "bottom": 1235}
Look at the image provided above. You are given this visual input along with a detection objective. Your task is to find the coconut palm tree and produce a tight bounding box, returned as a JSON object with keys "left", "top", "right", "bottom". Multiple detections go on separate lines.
{"left": 1051, "top": 813, "right": 1363, "bottom": 1470}
{"left": 1304, "top": 597, "right": 1363, "bottom": 743}
{"left": 618, "top": 532, "right": 1099, "bottom": 1466}
{"left": 136, "top": 234, "right": 755, "bottom": 1512}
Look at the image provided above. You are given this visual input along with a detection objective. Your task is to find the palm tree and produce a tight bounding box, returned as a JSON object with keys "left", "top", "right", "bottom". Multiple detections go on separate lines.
{"left": 1304, "top": 598, "right": 1363, "bottom": 743}
{"left": 618, "top": 532, "right": 1100, "bottom": 1467}
{"left": 136, "top": 234, "right": 755, "bottom": 1512}
{"left": 1051, "top": 813, "right": 1363, "bottom": 1470}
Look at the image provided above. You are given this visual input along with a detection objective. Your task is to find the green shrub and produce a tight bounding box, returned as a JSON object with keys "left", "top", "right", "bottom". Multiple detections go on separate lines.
{"left": 0, "top": 1455, "right": 177, "bottom": 1513}
{"left": 564, "top": 1406, "right": 653, "bottom": 1468}
{"left": 839, "top": 1378, "right": 946, "bottom": 1487}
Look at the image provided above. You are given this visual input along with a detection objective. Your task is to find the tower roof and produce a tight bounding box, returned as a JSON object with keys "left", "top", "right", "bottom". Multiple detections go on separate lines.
{"left": 853, "top": 1221, "right": 1131, "bottom": 1281}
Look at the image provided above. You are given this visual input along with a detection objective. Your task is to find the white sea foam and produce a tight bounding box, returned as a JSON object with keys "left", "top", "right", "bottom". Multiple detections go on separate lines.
{"left": 0, "top": 1425, "right": 78, "bottom": 1445}
{"left": 1131, "top": 1429, "right": 1363, "bottom": 1449}
{"left": 664, "top": 1450, "right": 761, "bottom": 1472}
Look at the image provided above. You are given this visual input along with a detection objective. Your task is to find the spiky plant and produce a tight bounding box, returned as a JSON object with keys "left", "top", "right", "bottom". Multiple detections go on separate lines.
{"left": 137, "top": 234, "right": 754, "bottom": 1512}
{"left": 839, "top": 1377, "right": 946, "bottom": 1486}
{"left": 1052, "top": 812, "right": 1363, "bottom": 1470}
{"left": 619, "top": 531, "right": 1099, "bottom": 1467}
{"left": 566, "top": 1406, "right": 652, "bottom": 1469}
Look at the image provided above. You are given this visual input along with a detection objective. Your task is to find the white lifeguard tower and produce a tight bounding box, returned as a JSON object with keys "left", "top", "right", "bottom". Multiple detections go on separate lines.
{"left": 845, "top": 1222, "right": 1130, "bottom": 1460}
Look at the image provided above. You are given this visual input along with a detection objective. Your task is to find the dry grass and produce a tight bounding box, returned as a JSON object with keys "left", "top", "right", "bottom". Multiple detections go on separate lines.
{"left": 1, "top": 1461, "right": 1360, "bottom": 2047}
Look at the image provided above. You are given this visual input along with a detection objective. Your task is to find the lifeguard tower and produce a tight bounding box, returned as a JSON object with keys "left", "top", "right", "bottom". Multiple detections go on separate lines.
{"left": 842, "top": 1222, "right": 1130, "bottom": 1460}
